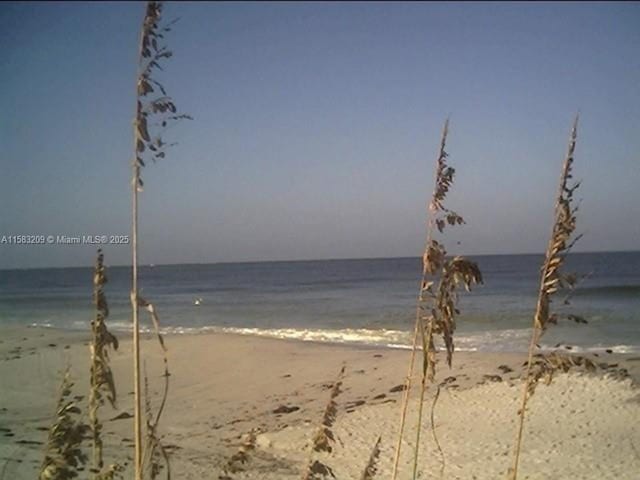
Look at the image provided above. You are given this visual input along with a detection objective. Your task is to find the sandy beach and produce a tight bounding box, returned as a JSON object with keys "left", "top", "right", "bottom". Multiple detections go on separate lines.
{"left": 2, "top": 1, "right": 639, "bottom": 479}
{"left": 0, "top": 326, "right": 638, "bottom": 479}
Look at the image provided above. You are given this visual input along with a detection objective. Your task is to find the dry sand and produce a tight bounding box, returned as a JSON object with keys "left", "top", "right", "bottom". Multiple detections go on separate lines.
{"left": 0, "top": 326, "right": 638, "bottom": 479}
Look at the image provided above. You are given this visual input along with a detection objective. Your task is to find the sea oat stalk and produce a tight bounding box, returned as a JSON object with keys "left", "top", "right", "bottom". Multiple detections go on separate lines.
{"left": 89, "top": 249, "right": 119, "bottom": 478}
{"left": 130, "top": 2, "right": 190, "bottom": 478}
{"left": 303, "top": 366, "right": 345, "bottom": 480}
{"left": 508, "top": 116, "right": 582, "bottom": 479}
{"left": 392, "top": 120, "right": 482, "bottom": 480}
{"left": 360, "top": 436, "right": 382, "bottom": 480}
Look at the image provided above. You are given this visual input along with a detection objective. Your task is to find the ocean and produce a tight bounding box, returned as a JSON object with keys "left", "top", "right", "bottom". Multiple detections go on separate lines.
{"left": 0, "top": 252, "right": 638, "bottom": 353}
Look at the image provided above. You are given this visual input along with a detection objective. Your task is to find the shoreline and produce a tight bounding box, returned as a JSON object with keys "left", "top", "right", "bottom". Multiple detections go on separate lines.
{"left": 8, "top": 323, "right": 640, "bottom": 356}
{"left": 1, "top": 325, "right": 639, "bottom": 478}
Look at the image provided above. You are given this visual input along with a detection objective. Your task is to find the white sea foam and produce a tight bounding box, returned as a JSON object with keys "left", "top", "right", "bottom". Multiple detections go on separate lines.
{"left": 27, "top": 321, "right": 640, "bottom": 354}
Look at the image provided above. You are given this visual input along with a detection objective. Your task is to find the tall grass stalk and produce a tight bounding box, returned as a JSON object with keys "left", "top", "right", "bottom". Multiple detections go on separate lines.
{"left": 390, "top": 121, "right": 448, "bottom": 480}
{"left": 130, "top": 2, "right": 189, "bottom": 479}
{"left": 360, "top": 436, "right": 382, "bottom": 480}
{"left": 89, "top": 249, "right": 119, "bottom": 478}
{"left": 138, "top": 301, "right": 171, "bottom": 479}
{"left": 392, "top": 119, "right": 482, "bottom": 480}
{"left": 302, "top": 366, "right": 345, "bottom": 480}
{"left": 141, "top": 366, "right": 170, "bottom": 480}
{"left": 508, "top": 116, "right": 582, "bottom": 480}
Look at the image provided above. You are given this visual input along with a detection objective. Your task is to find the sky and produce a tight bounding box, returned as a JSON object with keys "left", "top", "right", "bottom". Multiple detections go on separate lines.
{"left": 1, "top": 1, "right": 639, "bottom": 269}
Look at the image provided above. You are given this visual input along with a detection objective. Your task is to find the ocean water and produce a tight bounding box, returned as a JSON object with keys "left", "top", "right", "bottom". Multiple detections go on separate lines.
{"left": 0, "top": 252, "right": 638, "bottom": 353}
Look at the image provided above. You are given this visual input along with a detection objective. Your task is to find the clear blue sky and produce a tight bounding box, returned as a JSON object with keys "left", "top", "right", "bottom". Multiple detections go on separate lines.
{"left": 1, "top": 1, "right": 638, "bottom": 269}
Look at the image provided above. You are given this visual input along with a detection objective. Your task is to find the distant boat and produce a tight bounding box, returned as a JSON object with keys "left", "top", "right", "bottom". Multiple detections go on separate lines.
{"left": 194, "top": 297, "right": 203, "bottom": 306}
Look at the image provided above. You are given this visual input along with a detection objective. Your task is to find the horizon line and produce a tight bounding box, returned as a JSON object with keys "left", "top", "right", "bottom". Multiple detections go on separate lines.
{"left": 1, "top": 248, "right": 639, "bottom": 272}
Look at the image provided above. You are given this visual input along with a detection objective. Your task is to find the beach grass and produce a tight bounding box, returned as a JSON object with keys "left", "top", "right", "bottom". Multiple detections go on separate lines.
{"left": 392, "top": 119, "right": 482, "bottom": 480}
{"left": 508, "top": 116, "right": 584, "bottom": 479}
{"left": 89, "top": 249, "right": 119, "bottom": 478}
{"left": 130, "top": 2, "right": 190, "bottom": 478}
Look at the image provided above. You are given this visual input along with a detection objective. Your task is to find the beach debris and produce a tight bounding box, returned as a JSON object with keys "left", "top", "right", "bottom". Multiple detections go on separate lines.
{"left": 498, "top": 365, "right": 514, "bottom": 374}
{"left": 305, "top": 460, "right": 335, "bottom": 480}
{"left": 110, "top": 412, "right": 134, "bottom": 421}
{"left": 16, "top": 439, "right": 43, "bottom": 445}
{"left": 389, "top": 384, "right": 406, "bottom": 393}
{"left": 219, "top": 428, "right": 258, "bottom": 478}
{"left": 441, "top": 376, "right": 457, "bottom": 385}
{"left": 272, "top": 405, "right": 300, "bottom": 414}
{"left": 524, "top": 353, "right": 598, "bottom": 398}
{"left": 566, "top": 314, "right": 588, "bottom": 324}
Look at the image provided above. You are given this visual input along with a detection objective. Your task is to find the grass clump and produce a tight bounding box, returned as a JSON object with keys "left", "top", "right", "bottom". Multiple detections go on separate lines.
{"left": 39, "top": 371, "right": 89, "bottom": 480}
{"left": 38, "top": 250, "right": 123, "bottom": 480}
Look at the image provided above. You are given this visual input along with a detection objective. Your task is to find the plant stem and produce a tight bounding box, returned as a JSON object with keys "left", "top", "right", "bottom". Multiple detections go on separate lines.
{"left": 391, "top": 311, "right": 420, "bottom": 479}
{"left": 90, "top": 320, "right": 99, "bottom": 476}
{"left": 509, "top": 325, "right": 539, "bottom": 479}
{"left": 412, "top": 320, "right": 434, "bottom": 480}
{"left": 392, "top": 119, "right": 449, "bottom": 480}
{"left": 509, "top": 116, "right": 579, "bottom": 479}
{"left": 132, "top": 162, "right": 142, "bottom": 480}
